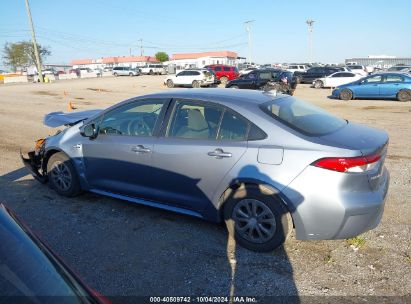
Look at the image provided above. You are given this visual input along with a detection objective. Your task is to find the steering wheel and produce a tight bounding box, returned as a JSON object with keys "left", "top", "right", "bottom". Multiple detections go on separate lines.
{"left": 127, "top": 118, "right": 151, "bottom": 136}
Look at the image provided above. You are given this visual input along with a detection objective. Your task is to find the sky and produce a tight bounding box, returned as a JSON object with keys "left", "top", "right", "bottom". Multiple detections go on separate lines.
{"left": 0, "top": 0, "right": 410, "bottom": 67}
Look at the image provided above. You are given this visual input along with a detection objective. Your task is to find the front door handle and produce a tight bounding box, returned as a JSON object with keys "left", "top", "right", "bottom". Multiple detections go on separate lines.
{"left": 207, "top": 148, "right": 232, "bottom": 159}
{"left": 131, "top": 145, "right": 151, "bottom": 153}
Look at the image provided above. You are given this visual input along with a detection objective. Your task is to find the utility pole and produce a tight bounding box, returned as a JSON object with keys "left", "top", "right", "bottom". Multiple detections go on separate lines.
{"left": 139, "top": 38, "right": 144, "bottom": 56}
{"left": 306, "top": 19, "right": 315, "bottom": 64}
{"left": 25, "top": 0, "right": 43, "bottom": 82}
{"left": 244, "top": 20, "right": 255, "bottom": 66}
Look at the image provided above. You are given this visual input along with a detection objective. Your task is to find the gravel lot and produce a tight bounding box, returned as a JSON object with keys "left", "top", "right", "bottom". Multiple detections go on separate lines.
{"left": 0, "top": 76, "right": 410, "bottom": 300}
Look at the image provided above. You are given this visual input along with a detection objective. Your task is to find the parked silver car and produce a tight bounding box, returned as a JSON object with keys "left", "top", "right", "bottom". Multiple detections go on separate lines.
{"left": 22, "top": 89, "right": 389, "bottom": 252}
{"left": 112, "top": 66, "right": 140, "bottom": 77}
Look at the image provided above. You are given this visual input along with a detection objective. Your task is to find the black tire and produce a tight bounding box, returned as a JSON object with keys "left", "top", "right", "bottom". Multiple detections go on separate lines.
{"left": 114, "top": 72, "right": 118, "bottom": 77}
{"left": 220, "top": 76, "right": 228, "bottom": 85}
{"left": 149, "top": 70, "right": 154, "bottom": 75}
{"left": 296, "top": 76, "right": 301, "bottom": 84}
{"left": 166, "top": 79, "right": 174, "bottom": 88}
{"left": 230, "top": 85, "right": 239, "bottom": 89}
{"left": 47, "top": 152, "right": 81, "bottom": 197}
{"left": 223, "top": 185, "right": 291, "bottom": 252}
{"left": 397, "top": 90, "right": 411, "bottom": 102}
{"left": 314, "top": 80, "right": 323, "bottom": 89}
{"left": 340, "top": 89, "right": 353, "bottom": 101}
{"left": 192, "top": 80, "right": 200, "bottom": 88}
{"left": 129, "top": 72, "right": 133, "bottom": 77}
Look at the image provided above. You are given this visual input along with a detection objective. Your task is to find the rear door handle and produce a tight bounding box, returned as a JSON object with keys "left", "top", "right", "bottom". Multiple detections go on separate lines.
{"left": 207, "top": 148, "right": 232, "bottom": 159}
{"left": 131, "top": 145, "right": 151, "bottom": 153}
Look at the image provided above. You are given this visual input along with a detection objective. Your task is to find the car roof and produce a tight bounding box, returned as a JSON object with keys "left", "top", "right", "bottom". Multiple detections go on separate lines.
{"left": 139, "top": 88, "right": 285, "bottom": 106}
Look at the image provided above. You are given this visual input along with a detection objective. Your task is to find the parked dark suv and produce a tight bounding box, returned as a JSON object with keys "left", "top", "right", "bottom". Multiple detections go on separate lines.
{"left": 204, "top": 64, "right": 239, "bottom": 84}
{"left": 225, "top": 69, "right": 297, "bottom": 94}
{"left": 295, "top": 67, "right": 344, "bottom": 84}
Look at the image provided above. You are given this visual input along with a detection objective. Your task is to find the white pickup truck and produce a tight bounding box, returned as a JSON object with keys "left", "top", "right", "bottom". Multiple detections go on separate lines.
{"left": 140, "top": 64, "right": 166, "bottom": 75}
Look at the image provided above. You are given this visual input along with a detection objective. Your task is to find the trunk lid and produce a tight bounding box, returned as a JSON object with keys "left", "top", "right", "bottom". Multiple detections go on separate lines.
{"left": 319, "top": 122, "right": 389, "bottom": 190}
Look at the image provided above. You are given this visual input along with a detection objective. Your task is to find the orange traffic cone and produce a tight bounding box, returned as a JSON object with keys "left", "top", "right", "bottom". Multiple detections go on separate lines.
{"left": 67, "top": 101, "right": 76, "bottom": 111}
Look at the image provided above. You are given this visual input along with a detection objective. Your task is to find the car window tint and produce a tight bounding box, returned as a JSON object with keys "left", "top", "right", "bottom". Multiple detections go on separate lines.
{"left": 364, "top": 75, "right": 382, "bottom": 83}
{"left": 214, "top": 67, "right": 222, "bottom": 71}
{"left": 247, "top": 72, "right": 256, "bottom": 79}
{"left": 99, "top": 100, "right": 165, "bottom": 136}
{"left": 385, "top": 75, "right": 403, "bottom": 82}
{"left": 259, "top": 72, "right": 272, "bottom": 80}
{"left": 192, "top": 71, "right": 200, "bottom": 76}
{"left": 223, "top": 67, "right": 230, "bottom": 71}
{"left": 168, "top": 101, "right": 223, "bottom": 140}
{"left": 262, "top": 97, "right": 347, "bottom": 136}
{"left": 218, "top": 111, "right": 249, "bottom": 141}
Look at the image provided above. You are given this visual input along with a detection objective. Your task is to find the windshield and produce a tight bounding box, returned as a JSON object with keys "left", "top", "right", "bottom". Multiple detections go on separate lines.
{"left": 261, "top": 97, "right": 347, "bottom": 136}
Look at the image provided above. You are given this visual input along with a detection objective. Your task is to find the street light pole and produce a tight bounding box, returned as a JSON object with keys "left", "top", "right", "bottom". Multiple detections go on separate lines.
{"left": 25, "top": 0, "right": 43, "bottom": 82}
{"left": 306, "top": 19, "right": 315, "bottom": 64}
{"left": 244, "top": 20, "right": 255, "bottom": 65}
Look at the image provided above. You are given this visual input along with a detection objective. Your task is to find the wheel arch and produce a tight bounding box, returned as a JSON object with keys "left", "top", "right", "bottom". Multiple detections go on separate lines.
{"left": 216, "top": 178, "right": 295, "bottom": 227}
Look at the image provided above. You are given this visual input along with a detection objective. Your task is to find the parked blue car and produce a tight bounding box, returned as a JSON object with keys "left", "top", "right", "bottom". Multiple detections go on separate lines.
{"left": 332, "top": 73, "right": 411, "bottom": 101}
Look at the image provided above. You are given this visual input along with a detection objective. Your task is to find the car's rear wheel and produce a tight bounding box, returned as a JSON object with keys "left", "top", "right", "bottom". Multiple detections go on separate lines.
{"left": 314, "top": 80, "right": 324, "bottom": 89}
{"left": 166, "top": 79, "right": 174, "bottom": 88}
{"left": 129, "top": 72, "right": 133, "bottom": 77}
{"left": 47, "top": 152, "right": 81, "bottom": 197}
{"left": 220, "top": 76, "right": 228, "bottom": 85}
{"left": 113, "top": 72, "right": 118, "bottom": 77}
{"left": 397, "top": 90, "right": 411, "bottom": 102}
{"left": 223, "top": 185, "right": 291, "bottom": 252}
{"left": 192, "top": 80, "right": 200, "bottom": 88}
{"left": 149, "top": 70, "right": 154, "bottom": 75}
{"left": 340, "top": 89, "right": 353, "bottom": 101}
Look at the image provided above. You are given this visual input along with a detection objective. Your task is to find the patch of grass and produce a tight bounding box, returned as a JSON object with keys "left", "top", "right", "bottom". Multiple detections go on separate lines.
{"left": 324, "top": 253, "right": 336, "bottom": 264}
{"left": 347, "top": 236, "right": 366, "bottom": 249}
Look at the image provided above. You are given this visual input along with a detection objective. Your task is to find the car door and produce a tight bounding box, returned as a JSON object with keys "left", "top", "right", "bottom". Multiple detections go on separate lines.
{"left": 174, "top": 71, "right": 189, "bottom": 85}
{"left": 151, "top": 99, "right": 248, "bottom": 211}
{"left": 241, "top": 71, "right": 258, "bottom": 89}
{"left": 352, "top": 75, "right": 382, "bottom": 98}
{"left": 81, "top": 98, "right": 169, "bottom": 198}
{"left": 379, "top": 74, "right": 405, "bottom": 97}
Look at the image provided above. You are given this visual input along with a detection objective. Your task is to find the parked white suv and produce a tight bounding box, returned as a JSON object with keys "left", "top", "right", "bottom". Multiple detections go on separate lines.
{"left": 112, "top": 67, "right": 140, "bottom": 76}
{"left": 286, "top": 64, "right": 308, "bottom": 73}
{"left": 346, "top": 65, "right": 368, "bottom": 77}
{"left": 164, "top": 69, "right": 215, "bottom": 88}
{"left": 140, "top": 64, "right": 165, "bottom": 75}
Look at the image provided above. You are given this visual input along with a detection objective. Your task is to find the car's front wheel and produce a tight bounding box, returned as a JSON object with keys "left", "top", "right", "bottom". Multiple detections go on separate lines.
{"left": 340, "top": 89, "right": 353, "bottom": 100}
{"left": 192, "top": 80, "right": 200, "bottom": 88}
{"left": 223, "top": 185, "right": 291, "bottom": 252}
{"left": 230, "top": 85, "right": 239, "bottom": 89}
{"left": 129, "top": 72, "right": 133, "bottom": 77}
{"left": 314, "top": 80, "right": 323, "bottom": 89}
{"left": 220, "top": 76, "right": 228, "bottom": 85}
{"left": 113, "top": 72, "right": 118, "bottom": 77}
{"left": 397, "top": 90, "right": 411, "bottom": 102}
{"left": 47, "top": 152, "right": 81, "bottom": 197}
{"left": 166, "top": 79, "right": 174, "bottom": 88}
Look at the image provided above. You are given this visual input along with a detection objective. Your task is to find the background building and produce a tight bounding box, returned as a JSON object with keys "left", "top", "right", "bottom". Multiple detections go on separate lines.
{"left": 169, "top": 51, "right": 238, "bottom": 70}
{"left": 72, "top": 56, "right": 159, "bottom": 69}
{"left": 345, "top": 56, "right": 411, "bottom": 69}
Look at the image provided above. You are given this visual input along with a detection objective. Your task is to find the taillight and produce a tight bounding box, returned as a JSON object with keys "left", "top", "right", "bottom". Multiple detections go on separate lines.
{"left": 312, "top": 153, "right": 381, "bottom": 173}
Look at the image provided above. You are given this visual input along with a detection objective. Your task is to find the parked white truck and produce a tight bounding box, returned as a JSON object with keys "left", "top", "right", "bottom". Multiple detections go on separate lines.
{"left": 140, "top": 64, "right": 166, "bottom": 75}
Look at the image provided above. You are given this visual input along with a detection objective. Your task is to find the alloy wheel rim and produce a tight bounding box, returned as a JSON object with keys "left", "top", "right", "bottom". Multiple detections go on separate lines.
{"left": 232, "top": 199, "right": 277, "bottom": 243}
{"left": 50, "top": 161, "right": 72, "bottom": 191}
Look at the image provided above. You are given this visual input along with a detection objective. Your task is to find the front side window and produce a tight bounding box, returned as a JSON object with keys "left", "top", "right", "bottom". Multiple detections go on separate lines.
{"left": 246, "top": 72, "right": 256, "bottom": 79}
{"left": 99, "top": 100, "right": 165, "bottom": 136}
{"left": 223, "top": 67, "right": 230, "bottom": 71}
{"left": 214, "top": 67, "right": 222, "bottom": 71}
{"left": 364, "top": 75, "right": 382, "bottom": 83}
{"left": 262, "top": 97, "right": 347, "bottom": 136}
{"left": 168, "top": 101, "right": 223, "bottom": 140}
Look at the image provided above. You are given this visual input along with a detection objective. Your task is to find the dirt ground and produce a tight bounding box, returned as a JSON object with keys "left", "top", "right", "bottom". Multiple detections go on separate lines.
{"left": 0, "top": 75, "right": 410, "bottom": 299}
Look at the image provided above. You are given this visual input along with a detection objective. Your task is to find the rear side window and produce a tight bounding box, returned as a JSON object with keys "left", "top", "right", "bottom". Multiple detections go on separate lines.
{"left": 259, "top": 72, "right": 272, "bottom": 80}
{"left": 261, "top": 97, "right": 347, "bottom": 136}
{"left": 214, "top": 67, "right": 222, "bottom": 71}
{"left": 223, "top": 67, "right": 230, "bottom": 71}
{"left": 385, "top": 75, "right": 403, "bottom": 82}
{"left": 218, "top": 111, "right": 248, "bottom": 141}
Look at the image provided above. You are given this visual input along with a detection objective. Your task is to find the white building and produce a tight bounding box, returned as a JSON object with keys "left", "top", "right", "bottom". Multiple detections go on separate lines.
{"left": 169, "top": 51, "right": 238, "bottom": 70}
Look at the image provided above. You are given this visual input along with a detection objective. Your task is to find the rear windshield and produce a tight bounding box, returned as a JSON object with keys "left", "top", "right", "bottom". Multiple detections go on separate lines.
{"left": 261, "top": 97, "right": 347, "bottom": 136}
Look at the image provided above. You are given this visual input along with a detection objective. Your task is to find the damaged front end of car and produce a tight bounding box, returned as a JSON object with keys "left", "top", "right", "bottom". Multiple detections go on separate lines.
{"left": 20, "top": 138, "right": 48, "bottom": 183}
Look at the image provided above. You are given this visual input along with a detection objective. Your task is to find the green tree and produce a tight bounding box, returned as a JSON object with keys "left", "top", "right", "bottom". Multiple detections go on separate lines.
{"left": 3, "top": 41, "right": 51, "bottom": 71}
{"left": 155, "top": 51, "right": 169, "bottom": 62}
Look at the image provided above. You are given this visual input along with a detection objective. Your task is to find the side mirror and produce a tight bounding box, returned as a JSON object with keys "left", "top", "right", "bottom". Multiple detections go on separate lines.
{"left": 80, "top": 123, "right": 98, "bottom": 139}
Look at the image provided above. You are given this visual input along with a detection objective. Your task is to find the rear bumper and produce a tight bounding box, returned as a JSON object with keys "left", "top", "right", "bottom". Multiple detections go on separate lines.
{"left": 20, "top": 150, "right": 47, "bottom": 183}
{"left": 282, "top": 166, "right": 389, "bottom": 240}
